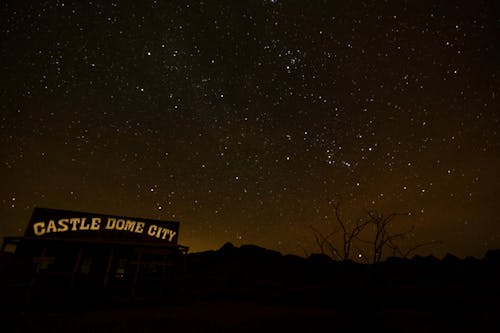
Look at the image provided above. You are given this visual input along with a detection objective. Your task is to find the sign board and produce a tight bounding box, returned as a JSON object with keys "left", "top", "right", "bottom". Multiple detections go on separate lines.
{"left": 24, "top": 207, "right": 180, "bottom": 245}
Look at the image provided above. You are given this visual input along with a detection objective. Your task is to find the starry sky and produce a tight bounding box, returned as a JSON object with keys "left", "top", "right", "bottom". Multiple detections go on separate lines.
{"left": 1, "top": 0, "right": 499, "bottom": 259}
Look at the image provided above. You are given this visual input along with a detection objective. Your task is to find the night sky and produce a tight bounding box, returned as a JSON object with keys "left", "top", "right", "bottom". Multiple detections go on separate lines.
{"left": 1, "top": 0, "right": 499, "bottom": 259}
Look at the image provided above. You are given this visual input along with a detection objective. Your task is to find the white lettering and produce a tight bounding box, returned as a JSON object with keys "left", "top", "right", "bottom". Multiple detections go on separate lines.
{"left": 91, "top": 217, "right": 101, "bottom": 230}
{"left": 124, "top": 220, "right": 136, "bottom": 231}
{"left": 33, "top": 222, "right": 45, "bottom": 236}
{"left": 69, "top": 218, "right": 79, "bottom": 231}
{"left": 145, "top": 224, "right": 177, "bottom": 241}
{"left": 160, "top": 228, "right": 168, "bottom": 240}
{"left": 46, "top": 220, "right": 57, "bottom": 233}
{"left": 31, "top": 217, "right": 176, "bottom": 241}
{"left": 115, "top": 219, "right": 125, "bottom": 230}
{"left": 135, "top": 222, "right": 144, "bottom": 234}
{"left": 105, "top": 218, "right": 116, "bottom": 230}
{"left": 80, "top": 217, "right": 90, "bottom": 230}
{"left": 70, "top": 218, "right": 81, "bottom": 230}
{"left": 57, "top": 219, "right": 69, "bottom": 232}
{"left": 147, "top": 224, "right": 157, "bottom": 236}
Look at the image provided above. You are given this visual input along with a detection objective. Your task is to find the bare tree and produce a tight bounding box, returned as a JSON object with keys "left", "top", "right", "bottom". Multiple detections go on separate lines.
{"left": 363, "top": 210, "right": 443, "bottom": 263}
{"left": 310, "top": 225, "right": 340, "bottom": 259}
{"left": 363, "top": 210, "right": 413, "bottom": 263}
{"left": 309, "top": 197, "right": 439, "bottom": 263}
{"left": 333, "top": 198, "right": 371, "bottom": 261}
{"left": 310, "top": 196, "right": 370, "bottom": 261}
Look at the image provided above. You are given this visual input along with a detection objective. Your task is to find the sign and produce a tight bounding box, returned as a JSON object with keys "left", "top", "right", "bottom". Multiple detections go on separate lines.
{"left": 25, "top": 207, "right": 180, "bottom": 245}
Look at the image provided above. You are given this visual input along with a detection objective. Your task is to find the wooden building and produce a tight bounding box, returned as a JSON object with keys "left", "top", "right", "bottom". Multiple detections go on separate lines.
{"left": 1, "top": 207, "right": 189, "bottom": 303}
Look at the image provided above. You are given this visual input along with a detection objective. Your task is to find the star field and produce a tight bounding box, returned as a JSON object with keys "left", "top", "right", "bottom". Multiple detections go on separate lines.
{"left": 1, "top": 0, "right": 499, "bottom": 258}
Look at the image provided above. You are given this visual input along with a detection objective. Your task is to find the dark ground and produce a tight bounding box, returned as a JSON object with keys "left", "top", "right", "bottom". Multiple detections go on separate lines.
{"left": 1, "top": 244, "right": 499, "bottom": 332}
{"left": 1, "top": 298, "right": 497, "bottom": 333}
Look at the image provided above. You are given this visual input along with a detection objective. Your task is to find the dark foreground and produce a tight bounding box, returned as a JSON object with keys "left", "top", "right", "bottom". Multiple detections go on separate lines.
{"left": 1, "top": 244, "right": 499, "bottom": 332}
{"left": 1, "top": 297, "right": 497, "bottom": 333}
